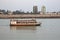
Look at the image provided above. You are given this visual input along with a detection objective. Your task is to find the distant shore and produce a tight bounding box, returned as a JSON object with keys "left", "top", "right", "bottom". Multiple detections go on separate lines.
{"left": 0, "top": 14, "right": 60, "bottom": 19}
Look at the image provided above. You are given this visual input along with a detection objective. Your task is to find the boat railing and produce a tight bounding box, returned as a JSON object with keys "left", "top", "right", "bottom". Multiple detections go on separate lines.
{"left": 10, "top": 19, "right": 37, "bottom": 22}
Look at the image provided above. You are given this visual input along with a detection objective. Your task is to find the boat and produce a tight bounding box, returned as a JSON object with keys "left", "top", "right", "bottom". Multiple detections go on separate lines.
{"left": 10, "top": 19, "right": 41, "bottom": 26}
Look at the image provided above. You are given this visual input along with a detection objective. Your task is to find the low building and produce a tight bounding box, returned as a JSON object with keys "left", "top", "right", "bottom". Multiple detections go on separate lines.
{"left": 0, "top": 12, "right": 3, "bottom": 14}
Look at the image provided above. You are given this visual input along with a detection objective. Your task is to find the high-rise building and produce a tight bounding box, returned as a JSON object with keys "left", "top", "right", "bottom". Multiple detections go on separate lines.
{"left": 33, "top": 6, "right": 38, "bottom": 13}
{"left": 41, "top": 5, "right": 46, "bottom": 14}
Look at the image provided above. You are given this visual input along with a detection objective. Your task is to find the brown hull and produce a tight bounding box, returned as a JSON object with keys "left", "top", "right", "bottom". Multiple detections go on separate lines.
{"left": 10, "top": 23, "right": 40, "bottom": 26}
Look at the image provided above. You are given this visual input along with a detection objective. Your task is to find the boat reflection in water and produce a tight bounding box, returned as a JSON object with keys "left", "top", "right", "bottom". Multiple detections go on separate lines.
{"left": 10, "top": 26, "right": 37, "bottom": 31}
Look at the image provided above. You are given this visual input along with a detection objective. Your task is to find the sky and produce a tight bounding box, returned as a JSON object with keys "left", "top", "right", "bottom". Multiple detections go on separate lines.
{"left": 0, "top": 0, "right": 60, "bottom": 12}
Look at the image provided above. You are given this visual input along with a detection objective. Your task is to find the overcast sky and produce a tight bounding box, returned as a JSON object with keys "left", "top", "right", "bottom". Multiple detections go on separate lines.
{"left": 0, "top": 0, "right": 60, "bottom": 12}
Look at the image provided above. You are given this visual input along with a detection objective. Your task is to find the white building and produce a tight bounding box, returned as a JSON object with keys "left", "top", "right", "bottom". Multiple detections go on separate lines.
{"left": 41, "top": 5, "right": 46, "bottom": 14}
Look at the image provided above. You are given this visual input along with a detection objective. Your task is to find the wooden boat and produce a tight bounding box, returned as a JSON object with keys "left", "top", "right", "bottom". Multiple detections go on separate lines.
{"left": 10, "top": 19, "right": 41, "bottom": 26}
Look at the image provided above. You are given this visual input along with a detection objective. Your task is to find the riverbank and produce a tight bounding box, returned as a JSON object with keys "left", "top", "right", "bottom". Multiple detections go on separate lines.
{"left": 0, "top": 14, "right": 60, "bottom": 19}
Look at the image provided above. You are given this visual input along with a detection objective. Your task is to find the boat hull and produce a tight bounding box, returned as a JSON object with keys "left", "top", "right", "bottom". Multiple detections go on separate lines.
{"left": 10, "top": 23, "right": 40, "bottom": 26}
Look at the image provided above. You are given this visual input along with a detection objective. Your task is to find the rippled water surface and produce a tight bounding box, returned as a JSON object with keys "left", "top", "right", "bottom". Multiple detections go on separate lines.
{"left": 0, "top": 19, "right": 60, "bottom": 40}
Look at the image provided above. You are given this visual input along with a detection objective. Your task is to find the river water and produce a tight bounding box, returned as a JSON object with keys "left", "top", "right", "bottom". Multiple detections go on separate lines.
{"left": 0, "top": 19, "right": 60, "bottom": 40}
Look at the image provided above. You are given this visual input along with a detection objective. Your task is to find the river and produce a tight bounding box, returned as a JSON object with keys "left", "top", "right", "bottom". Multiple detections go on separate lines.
{"left": 0, "top": 18, "right": 60, "bottom": 40}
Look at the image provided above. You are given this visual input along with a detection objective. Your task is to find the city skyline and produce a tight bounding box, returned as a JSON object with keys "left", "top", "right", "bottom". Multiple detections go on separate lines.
{"left": 0, "top": 0, "right": 60, "bottom": 12}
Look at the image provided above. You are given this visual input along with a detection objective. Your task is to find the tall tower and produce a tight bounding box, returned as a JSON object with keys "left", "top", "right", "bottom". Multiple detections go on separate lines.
{"left": 33, "top": 6, "right": 38, "bottom": 13}
{"left": 41, "top": 5, "right": 46, "bottom": 14}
